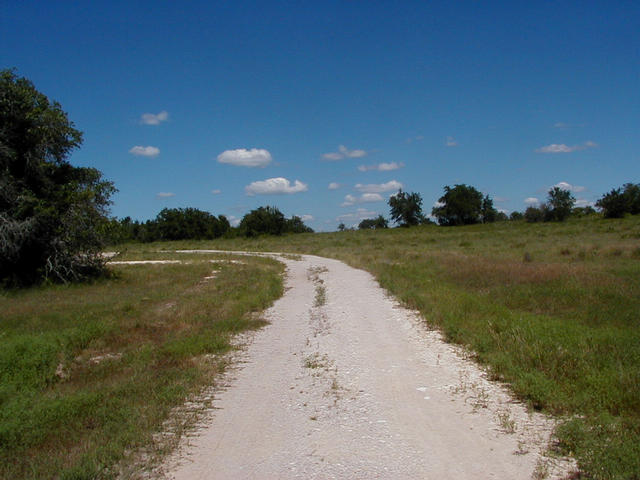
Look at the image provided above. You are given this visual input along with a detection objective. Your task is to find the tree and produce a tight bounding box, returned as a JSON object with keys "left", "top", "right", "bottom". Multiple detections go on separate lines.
{"left": 431, "top": 184, "right": 487, "bottom": 226}
{"left": 285, "top": 216, "right": 314, "bottom": 234}
{"left": 239, "top": 206, "right": 286, "bottom": 237}
{"left": 509, "top": 211, "right": 524, "bottom": 221}
{"left": 154, "top": 207, "right": 230, "bottom": 240}
{"left": 337, "top": 222, "right": 346, "bottom": 232}
{"left": 524, "top": 206, "right": 544, "bottom": 223}
{"left": 547, "top": 187, "right": 575, "bottom": 221}
{"left": 623, "top": 183, "right": 640, "bottom": 214}
{"left": 388, "top": 189, "right": 424, "bottom": 227}
{"left": 0, "top": 69, "right": 116, "bottom": 285}
{"left": 481, "top": 195, "right": 499, "bottom": 223}
{"left": 358, "top": 215, "right": 388, "bottom": 230}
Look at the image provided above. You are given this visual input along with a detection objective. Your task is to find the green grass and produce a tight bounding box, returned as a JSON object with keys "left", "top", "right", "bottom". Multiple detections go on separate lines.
{"left": 158, "top": 215, "right": 640, "bottom": 479}
{"left": 0, "top": 253, "right": 283, "bottom": 479}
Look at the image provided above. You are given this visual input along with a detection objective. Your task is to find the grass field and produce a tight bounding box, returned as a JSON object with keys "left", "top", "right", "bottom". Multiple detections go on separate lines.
{"left": 150, "top": 215, "right": 640, "bottom": 479}
{"left": 0, "top": 252, "right": 283, "bottom": 479}
{"left": 2, "top": 216, "right": 639, "bottom": 479}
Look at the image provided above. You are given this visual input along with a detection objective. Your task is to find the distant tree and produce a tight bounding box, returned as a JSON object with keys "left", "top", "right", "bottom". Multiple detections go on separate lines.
{"left": 495, "top": 211, "right": 509, "bottom": 222}
{"left": 623, "top": 183, "right": 640, "bottom": 214}
{"left": 595, "top": 183, "right": 640, "bottom": 219}
{"left": 509, "top": 211, "right": 524, "bottom": 221}
{"left": 388, "top": 189, "right": 424, "bottom": 227}
{"left": 0, "top": 69, "right": 116, "bottom": 285}
{"left": 239, "top": 206, "right": 286, "bottom": 237}
{"left": 571, "top": 206, "right": 596, "bottom": 218}
{"left": 358, "top": 215, "right": 388, "bottom": 230}
{"left": 153, "top": 207, "right": 229, "bottom": 240}
{"left": 337, "top": 222, "right": 346, "bottom": 232}
{"left": 547, "top": 187, "right": 575, "bottom": 221}
{"left": 432, "top": 184, "right": 490, "bottom": 226}
{"left": 481, "top": 195, "right": 499, "bottom": 223}
{"left": 596, "top": 188, "right": 628, "bottom": 218}
{"left": 524, "top": 206, "right": 544, "bottom": 223}
{"left": 285, "top": 215, "right": 314, "bottom": 234}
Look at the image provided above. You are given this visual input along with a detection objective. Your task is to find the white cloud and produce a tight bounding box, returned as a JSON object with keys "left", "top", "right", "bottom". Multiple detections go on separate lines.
{"left": 299, "top": 214, "right": 314, "bottom": 222}
{"left": 446, "top": 136, "right": 458, "bottom": 147}
{"left": 323, "top": 152, "right": 344, "bottom": 161}
{"left": 524, "top": 197, "right": 539, "bottom": 205}
{"left": 358, "top": 162, "right": 404, "bottom": 172}
{"left": 141, "top": 110, "right": 169, "bottom": 125}
{"left": 156, "top": 192, "right": 175, "bottom": 198}
{"left": 553, "top": 181, "right": 585, "bottom": 192}
{"left": 323, "top": 145, "right": 367, "bottom": 160}
{"left": 341, "top": 194, "right": 357, "bottom": 207}
{"left": 535, "top": 141, "right": 598, "bottom": 153}
{"left": 361, "top": 193, "right": 384, "bottom": 202}
{"left": 228, "top": 215, "right": 241, "bottom": 227}
{"left": 341, "top": 193, "right": 385, "bottom": 207}
{"left": 575, "top": 199, "right": 595, "bottom": 207}
{"left": 337, "top": 208, "right": 379, "bottom": 222}
{"left": 129, "top": 145, "right": 160, "bottom": 157}
{"left": 245, "top": 177, "right": 308, "bottom": 196}
{"left": 217, "top": 148, "right": 272, "bottom": 168}
{"left": 211, "top": 189, "right": 221, "bottom": 195}
{"left": 355, "top": 180, "right": 403, "bottom": 193}
{"left": 328, "top": 182, "right": 340, "bottom": 190}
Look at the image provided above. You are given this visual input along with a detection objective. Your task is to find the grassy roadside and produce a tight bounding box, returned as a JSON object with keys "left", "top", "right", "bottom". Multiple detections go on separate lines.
{"left": 158, "top": 216, "right": 640, "bottom": 479}
{"left": 0, "top": 252, "right": 283, "bottom": 479}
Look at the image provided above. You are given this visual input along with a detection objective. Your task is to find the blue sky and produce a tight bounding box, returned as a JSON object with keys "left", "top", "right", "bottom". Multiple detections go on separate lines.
{"left": 2, "top": 1, "right": 638, "bottom": 230}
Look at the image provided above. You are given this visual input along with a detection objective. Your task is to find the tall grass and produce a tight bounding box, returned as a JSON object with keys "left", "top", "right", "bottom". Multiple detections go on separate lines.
{"left": 0, "top": 253, "right": 283, "bottom": 479}
{"left": 180, "top": 215, "right": 639, "bottom": 479}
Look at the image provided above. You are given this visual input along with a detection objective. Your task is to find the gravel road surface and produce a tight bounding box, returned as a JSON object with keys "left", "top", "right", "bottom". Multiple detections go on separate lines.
{"left": 161, "top": 252, "right": 574, "bottom": 479}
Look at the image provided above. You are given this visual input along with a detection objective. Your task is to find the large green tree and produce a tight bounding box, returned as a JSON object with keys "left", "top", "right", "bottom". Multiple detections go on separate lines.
{"left": 547, "top": 187, "right": 575, "bottom": 221}
{"left": 388, "top": 189, "right": 424, "bottom": 226}
{"left": 0, "top": 69, "right": 115, "bottom": 285}
{"left": 432, "top": 184, "right": 495, "bottom": 226}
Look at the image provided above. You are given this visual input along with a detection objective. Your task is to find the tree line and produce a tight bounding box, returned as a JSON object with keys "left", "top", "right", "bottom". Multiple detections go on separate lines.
{"left": 355, "top": 183, "right": 640, "bottom": 230}
{"left": 108, "top": 206, "right": 313, "bottom": 244}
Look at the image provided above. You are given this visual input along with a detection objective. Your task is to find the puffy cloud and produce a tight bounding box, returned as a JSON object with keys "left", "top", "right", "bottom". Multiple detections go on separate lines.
{"left": 129, "top": 145, "right": 160, "bottom": 157}
{"left": 535, "top": 141, "right": 598, "bottom": 153}
{"left": 328, "top": 182, "right": 340, "bottom": 190}
{"left": 358, "top": 162, "right": 404, "bottom": 172}
{"left": 217, "top": 148, "right": 272, "bottom": 168}
{"left": 341, "top": 193, "right": 384, "bottom": 206}
{"left": 323, "top": 152, "right": 344, "bottom": 161}
{"left": 245, "top": 177, "right": 308, "bottom": 196}
{"left": 355, "top": 180, "right": 403, "bottom": 193}
{"left": 156, "top": 192, "right": 175, "bottom": 198}
{"left": 211, "top": 189, "right": 221, "bottom": 195}
{"left": 141, "top": 111, "right": 169, "bottom": 125}
{"left": 524, "top": 197, "right": 539, "bottom": 205}
{"left": 299, "top": 214, "right": 314, "bottom": 222}
{"left": 553, "top": 181, "right": 586, "bottom": 192}
{"left": 341, "top": 195, "right": 357, "bottom": 207}
{"left": 575, "top": 199, "right": 595, "bottom": 207}
{"left": 337, "top": 208, "right": 379, "bottom": 222}
{"left": 446, "top": 136, "right": 458, "bottom": 147}
{"left": 323, "top": 145, "right": 367, "bottom": 160}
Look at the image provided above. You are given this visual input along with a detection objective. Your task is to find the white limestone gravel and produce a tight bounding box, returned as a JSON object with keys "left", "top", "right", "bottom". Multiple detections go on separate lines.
{"left": 159, "top": 252, "right": 575, "bottom": 480}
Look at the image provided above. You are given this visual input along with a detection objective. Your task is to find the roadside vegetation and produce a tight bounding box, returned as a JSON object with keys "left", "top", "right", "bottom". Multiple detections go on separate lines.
{"left": 0, "top": 252, "right": 283, "bottom": 479}
{"left": 162, "top": 215, "right": 640, "bottom": 479}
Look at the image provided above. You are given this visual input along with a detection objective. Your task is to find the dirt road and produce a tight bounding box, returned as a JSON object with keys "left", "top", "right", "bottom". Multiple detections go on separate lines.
{"left": 161, "top": 253, "right": 574, "bottom": 479}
